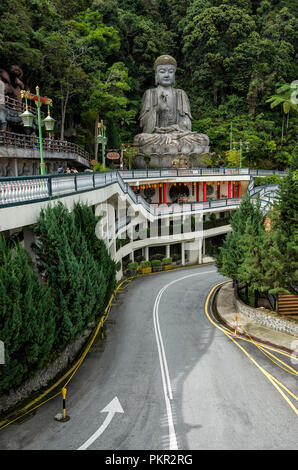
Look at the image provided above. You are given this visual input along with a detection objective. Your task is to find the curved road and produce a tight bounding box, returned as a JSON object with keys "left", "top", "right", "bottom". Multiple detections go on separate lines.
{"left": 1, "top": 265, "right": 297, "bottom": 450}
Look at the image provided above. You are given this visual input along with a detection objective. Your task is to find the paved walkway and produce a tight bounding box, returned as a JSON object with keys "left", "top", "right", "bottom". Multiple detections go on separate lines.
{"left": 216, "top": 281, "right": 297, "bottom": 353}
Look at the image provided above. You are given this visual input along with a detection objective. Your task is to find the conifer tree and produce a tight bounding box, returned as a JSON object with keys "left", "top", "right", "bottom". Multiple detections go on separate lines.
{"left": 0, "top": 237, "right": 55, "bottom": 394}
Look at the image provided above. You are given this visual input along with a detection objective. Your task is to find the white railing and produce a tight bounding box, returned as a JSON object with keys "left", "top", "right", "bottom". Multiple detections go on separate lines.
{"left": 0, "top": 168, "right": 285, "bottom": 215}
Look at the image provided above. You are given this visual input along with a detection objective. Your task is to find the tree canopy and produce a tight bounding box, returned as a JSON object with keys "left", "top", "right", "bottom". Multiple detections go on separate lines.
{"left": 0, "top": 0, "right": 297, "bottom": 165}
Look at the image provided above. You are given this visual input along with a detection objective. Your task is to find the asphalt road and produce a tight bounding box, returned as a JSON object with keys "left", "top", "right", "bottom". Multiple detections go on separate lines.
{"left": 0, "top": 265, "right": 297, "bottom": 450}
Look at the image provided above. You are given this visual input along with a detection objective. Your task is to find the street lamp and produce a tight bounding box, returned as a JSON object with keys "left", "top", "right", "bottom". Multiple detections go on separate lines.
{"left": 43, "top": 105, "right": 56, "bottom": 136}
{"left": 97, "top": 120, "right": 107, "bottom": 167}
{"left": 20, "top": 87, "right": 54, "bottom": 175}
{"left": 19, "top": 98, "right": 34, "bottom": 128}
{"left": 232, "top": 139, "right": 250, "bottom": 169}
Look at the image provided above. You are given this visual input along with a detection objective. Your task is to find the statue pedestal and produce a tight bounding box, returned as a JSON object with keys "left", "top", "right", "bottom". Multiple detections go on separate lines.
{"left": 133, "top": 130, "right": 209, "bottom": 169}
{"left": 134, "top": 152, "right": 209, "bottom": 169}
{"left": 133, "top": 132, "right": 210, "bottom": 169}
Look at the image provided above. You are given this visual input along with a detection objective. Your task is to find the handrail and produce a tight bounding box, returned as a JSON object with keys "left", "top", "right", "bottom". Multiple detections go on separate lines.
{"left": 0, "top": 130, "right": 92, "bottom": 162}
{"left": 3, "top": 95, "right": 37, "bottom": 116}
{"left": 118, "top": 168, "right": 286, "bottom": 179}
{"left": 0, "top": 169, "right": 244, "bottom": 215}
{"left": 0, "top": 168, "right": 283, "bottom": 217}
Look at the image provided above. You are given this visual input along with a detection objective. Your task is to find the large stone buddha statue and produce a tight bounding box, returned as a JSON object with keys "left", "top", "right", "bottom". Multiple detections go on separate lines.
{"left": 133, "top": 55, "right": 209, "bottom": 168}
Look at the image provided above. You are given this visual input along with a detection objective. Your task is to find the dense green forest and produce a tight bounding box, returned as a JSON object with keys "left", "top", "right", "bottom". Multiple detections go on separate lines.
{"left": 1, "top": 0, "right": 297, "bottom": 168}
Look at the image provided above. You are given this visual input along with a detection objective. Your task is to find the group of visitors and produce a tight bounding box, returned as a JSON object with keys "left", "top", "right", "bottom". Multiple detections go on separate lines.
{"left": 57, "top": 167, "right": 78, "bottom": 174}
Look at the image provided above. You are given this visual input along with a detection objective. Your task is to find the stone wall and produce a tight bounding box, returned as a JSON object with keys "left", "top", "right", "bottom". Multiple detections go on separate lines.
{"left": 234, "top": 289, "right": 298, "bottom": 337}
{"left": 0, "top": 324, "right": 94, "bottom": 414}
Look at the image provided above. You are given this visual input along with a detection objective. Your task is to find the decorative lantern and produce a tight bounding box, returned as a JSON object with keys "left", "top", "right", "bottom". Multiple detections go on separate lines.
{"left": 43, "top": 113, "right": 55, "bottom": 132}
{"left": 19, "top": 108, "right": 34, "bottom": 128}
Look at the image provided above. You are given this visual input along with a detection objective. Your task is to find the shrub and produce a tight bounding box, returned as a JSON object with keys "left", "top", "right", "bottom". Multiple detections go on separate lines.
{"left": 172, "top": 253, "right": 181, "bottom": 262}
{"left": 150, "top": 253, "right": 165, "bottom": 261}
{"left": 162, "top": 257, "right": 172, "bottom": 265}
{"left": 140, "top": 260, "right": 151, "bottom": 267}
{"left": 127, "top": 262, "right": 138, "bottom": 270}
{"left": 151, "top": 259, "right": 162, "bottom": 267}
{"left": 253, "top": 175, "right": 282, "bottom": 187}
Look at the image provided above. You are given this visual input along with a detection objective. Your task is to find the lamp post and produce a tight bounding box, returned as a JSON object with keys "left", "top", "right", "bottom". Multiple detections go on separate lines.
{"left": 232, "top": 139, "right": 250, "bottom": 169}
{"left": 20, "top": 87, "right": 54, "bottom": 175}
{"left": 97, "top": 120, "right": 107, "bottom": 167}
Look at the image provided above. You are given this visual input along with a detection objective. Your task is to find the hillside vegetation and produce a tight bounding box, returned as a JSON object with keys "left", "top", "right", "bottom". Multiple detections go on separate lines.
{"left": 1, "top": 0, "right": 297, "bottom": 167}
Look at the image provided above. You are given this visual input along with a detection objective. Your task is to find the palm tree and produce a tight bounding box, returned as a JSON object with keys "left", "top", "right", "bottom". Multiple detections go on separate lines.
{"left": 266, "top": 82, "right": 298, "bottom": 141}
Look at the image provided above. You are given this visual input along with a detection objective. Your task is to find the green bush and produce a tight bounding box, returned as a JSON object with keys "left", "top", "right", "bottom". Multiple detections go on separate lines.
{"left": 151, "top": 259, "right": 162, "bottom": 267}
{"left": 150, "top": 253, "right": 165, "bottom": 261}
{"left": 127, "top": 262, "right": 138, "bottom": 270}
{"left": 172, "top": 253, "right": 181, "bottom": 262}
{"left": 162, "top": 257, "right": 172, "bottom": 265}
{"left": 253, "top": 175, "right": 282, "bottom": 187}
{"left": 140, "top": 260, "right": 151, "bottom": 267}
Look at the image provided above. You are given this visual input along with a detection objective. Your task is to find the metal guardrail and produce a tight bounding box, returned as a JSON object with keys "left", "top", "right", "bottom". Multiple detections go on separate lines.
{"left": 0, "top": 168, "right": 285, "bottom": 215}
{"left": 0, "top": 130, "right": 92, "bottom": 162}
{"left": 118, "top": 168, "right": 286, "bottom": 179}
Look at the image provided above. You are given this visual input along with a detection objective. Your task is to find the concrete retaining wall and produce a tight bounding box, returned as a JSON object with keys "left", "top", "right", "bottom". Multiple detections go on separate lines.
{"left": 0, "top": 324, "right": 94, "bottom": 414}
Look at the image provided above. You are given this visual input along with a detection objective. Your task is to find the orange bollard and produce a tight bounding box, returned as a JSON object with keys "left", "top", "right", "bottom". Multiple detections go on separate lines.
{"left": 233, "top": 315, "right": 239, "bottom": 337}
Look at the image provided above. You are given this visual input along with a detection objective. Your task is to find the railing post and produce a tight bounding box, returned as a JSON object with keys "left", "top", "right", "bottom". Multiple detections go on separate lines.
{"left": 47, "top": 176, "right": 52, "bottom": 197}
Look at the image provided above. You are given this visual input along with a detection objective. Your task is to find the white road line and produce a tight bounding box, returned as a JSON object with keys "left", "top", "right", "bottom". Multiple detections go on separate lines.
{"left": 153, "top": 269, "right": 216, "bottom": 450}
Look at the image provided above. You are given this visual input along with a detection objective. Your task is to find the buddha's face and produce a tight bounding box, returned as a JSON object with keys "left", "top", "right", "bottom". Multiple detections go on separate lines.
{"left": 156, "top": 64, "right": 176, "bottom": 87}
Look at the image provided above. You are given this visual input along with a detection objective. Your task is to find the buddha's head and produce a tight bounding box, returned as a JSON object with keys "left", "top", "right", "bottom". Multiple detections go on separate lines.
{"left": 154, "top": 55, "right": 177, "bottom": 87}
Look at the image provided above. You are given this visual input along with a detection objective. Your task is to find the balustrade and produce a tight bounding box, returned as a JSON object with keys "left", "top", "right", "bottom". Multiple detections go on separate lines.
{"left": 0, "top": 130, "right": 91, "bottom": 162}
{"left": 0, "top": 168, "right": 285, "bottom": 219}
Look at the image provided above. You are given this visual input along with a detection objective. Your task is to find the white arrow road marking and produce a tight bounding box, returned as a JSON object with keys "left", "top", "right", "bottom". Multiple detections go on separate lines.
{"left": 153, "top": 270, "right": 216, "bottom": 450}
{"left": 77, "top": 397, "right": 124, "bottom": 450}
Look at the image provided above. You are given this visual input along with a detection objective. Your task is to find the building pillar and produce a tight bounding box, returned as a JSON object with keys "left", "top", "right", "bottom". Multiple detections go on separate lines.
{"left": 203, "top": 238, "right": 206, "bottom": 256}
{"left": 203, "top": 182, "right": 207, "bottom": 201}
{"left": 129, "top": 250, "right": 134, "bottom": 262}
{"left": 196, "top": 182, "right": 199, "bottom": 202}
{"left": 181, "top": 242, "right": 185, "bottom": 265}
{"left": 144, "top": 246, "right": 149, "bottom": 261}
{"left": 237, "top": 181, "right": 241, "bottom": 197}
{"left": 198, "top": 238, "right": 203, "bottom": 264}
{"left": 228, "top": 181, "right": 232, "bottom": 198}
{"left": 163, "top": 183, "right": 167, "bottom": 205}
{"left": 166, "top": 244, "right": 170, "bottom": 258}
{"left": 159, "top": 185, "right": 162, "bottom": 205}
{"left": 217, "top": 182, "right": 220, "bottom": 199}
{"left": 232, "top": 182, "right": 236, "bottom": 198}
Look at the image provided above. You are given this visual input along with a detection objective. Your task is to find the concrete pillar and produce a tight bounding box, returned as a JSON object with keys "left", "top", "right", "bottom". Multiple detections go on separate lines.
{"left": 166, "top": 244, "right": 170, "bottom": 258}
{"left": 198, "top": 238, "right": 203, "bottom": 264}
{"left": 203, "top": 182, "right": 207, "bottom": 201}
{"left": 145, "top": 246, "right": 149, "bottom": 261}
{"left": 181, "top": 242, "right": 185, "bottom": 265}
{"left": 203, "top": 238, "right": 206, "bottom": 255}
{"left": 129, "top": 250, "right": 134, "bottom": 262}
